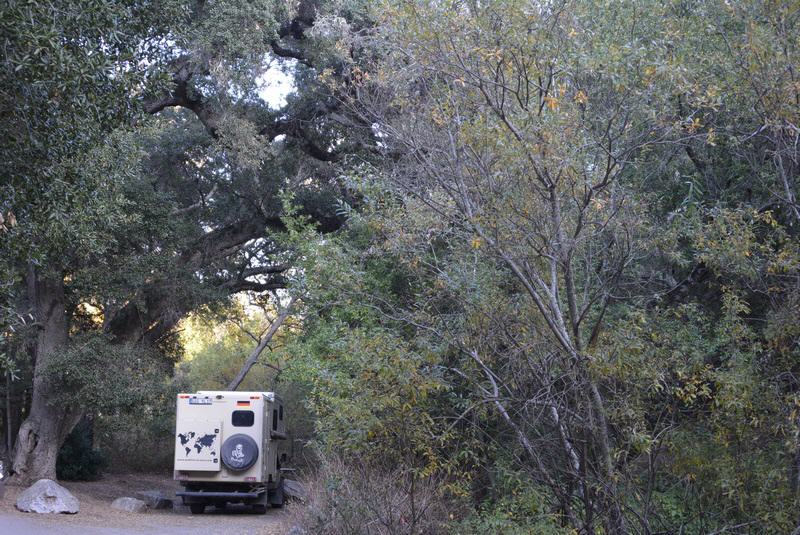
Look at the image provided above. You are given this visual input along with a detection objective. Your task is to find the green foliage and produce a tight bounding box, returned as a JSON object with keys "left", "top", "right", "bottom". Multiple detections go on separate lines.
{"left": 2, "top": 0, "right": 799, "bottom": 530}
{"left": 0, "top": 0, "right": 171, "bottom": 256}
{"left": 192, "top": 0, "right": 280, "bottom": 60}
{"left": 452, "top": 461, "right": 567, "bottom": 535}
{"left": 282, "top": 220, "right": 452, "bottom": 473}
{"left": 56, "top": 419, "right": 107, "bottom": 481}
{"left": 454, "top": 496, "right": 565, "bottom": 535}
{"left": 95, "top": 379, "right": 186, "bottom": 472}
{"left": 41, "top": 334, "right": 172, "bottom": 414}
{"left": 279, "top": 0, "right": 800, "bottom": 531}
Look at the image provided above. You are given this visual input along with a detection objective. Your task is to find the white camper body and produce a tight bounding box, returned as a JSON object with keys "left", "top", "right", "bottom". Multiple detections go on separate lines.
{"left": 173, "top": 391, "right": 287, "bottom": 514}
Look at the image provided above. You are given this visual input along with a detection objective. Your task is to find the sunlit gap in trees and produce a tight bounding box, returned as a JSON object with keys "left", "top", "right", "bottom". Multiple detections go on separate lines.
{"left": 256, "top": 57, "right": 297, "bottom": 110}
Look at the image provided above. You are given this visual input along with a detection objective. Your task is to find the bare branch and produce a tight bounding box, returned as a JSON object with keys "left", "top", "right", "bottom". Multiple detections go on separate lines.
{"left": 227, "top": 296, "right": 296, "bottom": 391}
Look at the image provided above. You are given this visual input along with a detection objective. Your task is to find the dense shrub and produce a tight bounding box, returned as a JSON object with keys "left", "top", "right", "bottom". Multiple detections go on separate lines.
{"left": 94, "top": 376, "right": 188, "bottom": 473}
{"left": 56, "top": 418, "right": 106, "bottom": 481}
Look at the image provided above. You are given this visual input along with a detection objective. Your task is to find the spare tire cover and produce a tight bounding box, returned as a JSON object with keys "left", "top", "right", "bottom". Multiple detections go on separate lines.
{"left": 221, "top": 434, "right": 259, "bottom": 471}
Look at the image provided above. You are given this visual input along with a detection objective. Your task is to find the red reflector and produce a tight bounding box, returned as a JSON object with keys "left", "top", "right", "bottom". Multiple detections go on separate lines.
{"left": 237, "top": 401, "right": 250, "bottom": 406}
{"left": 179, "top": 395, "right": 189, "bottom": 398}
{"left": 245, "top": 476, "right": 256, "bottom": 481}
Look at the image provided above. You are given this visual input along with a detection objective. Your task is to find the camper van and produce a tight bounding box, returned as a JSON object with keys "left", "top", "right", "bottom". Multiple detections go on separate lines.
{"left": 173, "top": 391, "right": 287, "bottom": 514}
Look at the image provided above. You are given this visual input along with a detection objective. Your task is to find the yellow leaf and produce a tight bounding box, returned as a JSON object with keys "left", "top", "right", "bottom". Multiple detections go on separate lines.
{"left": 706, "top": 128, "right": 717, "bottom": 146}
{"left": 687, "top": 117, "right": 702, "bottom": 133}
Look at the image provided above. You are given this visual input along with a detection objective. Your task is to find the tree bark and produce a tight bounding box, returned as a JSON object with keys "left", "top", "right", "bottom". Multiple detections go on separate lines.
{"left": 10, "top": 269, "right": 82, "bottom": 485}
{"left": 5, "top": 372, "right": 12, "bottom": 457}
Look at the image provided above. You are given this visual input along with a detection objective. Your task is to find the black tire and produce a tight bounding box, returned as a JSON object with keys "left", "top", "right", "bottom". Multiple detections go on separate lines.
{"left": 190, "top": 504, "right": 206, "bottom": 514}
{"left": 252, "top": 503, "right": 268, "bottom": 514}
{"left": 270, "top": 480, "right": 285, "bottom": 508}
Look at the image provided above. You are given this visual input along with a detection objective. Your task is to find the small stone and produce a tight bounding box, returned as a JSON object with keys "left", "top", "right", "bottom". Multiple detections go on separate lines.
{"left": 283, "top": 479, "right": 306, "bottom": 500}
{"left": 134, "top": 490, "right": 173, "bottom": 509}
{"left": 111, "top": 496, "right": 148, "bottom": 513}
{"left": 172, "top": 501, "right": 190, "bottom": 514}
{"left": 16, "top": 479, "right": 79, "bottom": 514}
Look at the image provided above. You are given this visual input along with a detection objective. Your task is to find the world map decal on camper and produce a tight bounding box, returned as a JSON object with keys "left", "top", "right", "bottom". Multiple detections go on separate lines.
{"left": 177, "top": 431, "right": 218, "bottom": 457}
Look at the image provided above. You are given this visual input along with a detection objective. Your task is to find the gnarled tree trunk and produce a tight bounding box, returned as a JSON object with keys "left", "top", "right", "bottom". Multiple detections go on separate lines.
{"left": 10, "top": 269, "right": 82, "bottom": 485}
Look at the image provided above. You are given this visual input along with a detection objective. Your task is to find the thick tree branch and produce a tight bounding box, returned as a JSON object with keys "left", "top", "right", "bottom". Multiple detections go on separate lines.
{"left": 270, "top": 39, "right": 312, "bottom": 67}
{"left": 105, "top": 214, "right": 279, "bottom": 343}
{"left": 223, "top": 277, "right": 287, "bottom": 294}
{"left": 237, "top": 264, "right": 290, "bottom": 278}
{"left": 227, "top": 297, "right": 295, "bottom": 390}
{"left": 171, "top": 183, "right": 218, "bottom": 216}
{"left": 178, "top": 215, "right": 280, "bottom": 269}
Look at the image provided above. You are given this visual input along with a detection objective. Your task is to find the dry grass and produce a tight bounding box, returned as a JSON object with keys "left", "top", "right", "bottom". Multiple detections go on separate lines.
{"left": 287, "top": 455, "right": 454, "bottom": 535}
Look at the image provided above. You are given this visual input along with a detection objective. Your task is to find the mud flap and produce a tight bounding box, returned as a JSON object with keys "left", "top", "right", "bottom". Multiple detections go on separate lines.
{"left": 268, "top": 479, "right": 285, "bottom": 508}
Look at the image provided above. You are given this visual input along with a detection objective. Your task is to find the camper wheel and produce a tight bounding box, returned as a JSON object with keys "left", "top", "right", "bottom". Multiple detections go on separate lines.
{"left": 269, "top": 480, "right": 285, "bottom": 508}
{"left": 189, "top": 504, "right": 206, "bottom": 514}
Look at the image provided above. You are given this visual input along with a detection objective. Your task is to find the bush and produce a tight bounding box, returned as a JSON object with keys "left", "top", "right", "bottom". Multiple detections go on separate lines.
{"left": 288, "top": 454, "right": 456, "bottom": 535}
{"left": 452, "top": 495, "right": 567, "bottom": 535}
{"left": 94, "top": 378, "right": 187, "bottom": 473}
{"left": 96, "top": 409, "right": 176, "bottom": 473}
{"left": 449, "top": 460, "right": 568, "bottom": 535}
{"left": 57, "top": 418, "right": 107, "bottom": 481}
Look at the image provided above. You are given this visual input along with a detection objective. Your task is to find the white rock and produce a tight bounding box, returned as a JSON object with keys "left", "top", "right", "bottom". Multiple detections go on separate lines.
{"left": 16, "top": 479, "right": 79, "bottom": 514}
{"left": 111, "top": 496, "right": 148, "bottom": 513}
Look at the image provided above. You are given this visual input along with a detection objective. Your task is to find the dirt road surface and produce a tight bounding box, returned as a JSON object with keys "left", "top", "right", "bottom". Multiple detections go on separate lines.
{"left": 0, "top": 472, "right": 291, "bottom": 535}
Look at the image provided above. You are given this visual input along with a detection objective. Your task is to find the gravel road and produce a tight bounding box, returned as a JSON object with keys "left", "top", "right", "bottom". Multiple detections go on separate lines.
{"left": 0, "top": 473, "right": 291, "bottom": 535}
{"left": 0, "top": 513, "right": 228, "bottom": 535}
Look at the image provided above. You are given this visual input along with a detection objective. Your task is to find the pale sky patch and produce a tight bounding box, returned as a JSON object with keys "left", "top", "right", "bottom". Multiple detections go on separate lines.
{"left": 256, "top": 59, "right": 297, "bottom": 109}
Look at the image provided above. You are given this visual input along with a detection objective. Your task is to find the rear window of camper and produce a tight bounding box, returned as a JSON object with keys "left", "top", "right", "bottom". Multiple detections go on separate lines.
{"left": 232, "top": 410, "right": 254, "bottom": 427}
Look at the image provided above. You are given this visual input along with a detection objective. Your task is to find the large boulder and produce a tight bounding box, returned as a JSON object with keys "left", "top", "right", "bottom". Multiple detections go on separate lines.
{"left": 111, "top": 496, "right": 147, "bottom": 513}
{"left": 134, "top": 490, "right": 173, "bottom": 509}
{"left": 16, "top": 479, "right": 79, "bottom": 514}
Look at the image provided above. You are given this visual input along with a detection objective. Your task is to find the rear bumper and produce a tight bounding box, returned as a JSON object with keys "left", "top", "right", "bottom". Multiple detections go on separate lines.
{"left": 177, "top": 490, "right": 263, "bottom": 499}
{"left": 177, "top": 489, "right": 266, "bottom": 504}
